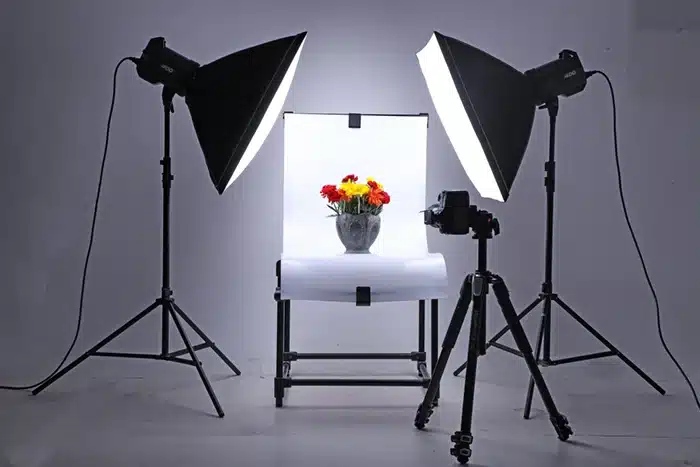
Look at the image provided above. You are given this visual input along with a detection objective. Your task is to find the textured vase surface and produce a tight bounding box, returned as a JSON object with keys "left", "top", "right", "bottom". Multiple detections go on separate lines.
{"left": 335, "top": 213, "right": 381, "bottom": 254}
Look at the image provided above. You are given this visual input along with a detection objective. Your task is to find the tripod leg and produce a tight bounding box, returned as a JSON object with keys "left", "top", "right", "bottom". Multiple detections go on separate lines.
{"left": 170, "top": 302, "right": 241, "bottom": 376}
{"left": 453, "top": 296, "right": 542, "bottom": 376}
{"left": 553, "top": 296, "right": 665, "bottom": 395}
{"left": 32, "top": 300, "right": 161, "bottom": 395}
{"left": 490, "top": 277, "right": 573, "bottom": 441}
{"left": 449, "top": 277, "right": 488, "bottom": 465}
{"left": 523, "top": 312, "right": 547, "bottom": 419}
{"left": 168, "top": 303, "right": 225, "bottom": 417}
{"left": 487, "top": 296, "right": 543, "bottom": 348}
{"left": 414, "top": 275, "right": 473, "bottom": 429}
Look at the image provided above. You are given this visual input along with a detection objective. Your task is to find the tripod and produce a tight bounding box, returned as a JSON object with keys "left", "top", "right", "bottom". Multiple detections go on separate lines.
{"left": 31, "top": 88, "right": 241, "bottom": 417}
{"left": 414, "top": 210, "right": 572, "bottom": 465}
{"left": 453, "top": 98, "right": 665, "bottom": 419}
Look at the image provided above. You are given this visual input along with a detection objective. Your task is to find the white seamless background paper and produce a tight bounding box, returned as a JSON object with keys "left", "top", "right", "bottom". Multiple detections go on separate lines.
{"left": 279, "top": 113, "right": 448, "bottom": 303}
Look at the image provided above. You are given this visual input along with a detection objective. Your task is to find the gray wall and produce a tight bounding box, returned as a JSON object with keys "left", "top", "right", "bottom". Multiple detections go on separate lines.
{"left": 1, "top": 0, "right": 698, "bottom": 394}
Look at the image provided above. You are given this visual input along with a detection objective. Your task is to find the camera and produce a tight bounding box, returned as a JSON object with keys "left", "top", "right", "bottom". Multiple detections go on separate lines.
{"left": 424, "top": 190, "right": 500, "bottom": 237}
{"left": 423, "top": 190, "right": 473, "bottom": 235}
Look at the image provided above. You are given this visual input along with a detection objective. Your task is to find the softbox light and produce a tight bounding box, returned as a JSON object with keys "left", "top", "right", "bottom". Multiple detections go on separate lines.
{"left": 417, "top": 32, "right": 536, "bottom": 202}
{"left": 186, "top": 32, "right": 307, "bottom": 194}
{"left": 417, "top": 32, "right": 594, "bottom": 202}
{"left": 136, "top": 32, "right": 307, "bottom": 194}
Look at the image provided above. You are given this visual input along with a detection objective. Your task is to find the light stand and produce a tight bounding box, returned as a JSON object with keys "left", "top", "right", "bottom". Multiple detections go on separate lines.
{"left": 453, "top": 97, "right": 666, "bottom": 417}
{"left": 414, "top": 207, "right": 572, "bottom": 465}
{"left": 31, "top": 88, "right": 241, "bottom": 417}
{"left": 28, "top": 32, "right": 307, "bottom": 416}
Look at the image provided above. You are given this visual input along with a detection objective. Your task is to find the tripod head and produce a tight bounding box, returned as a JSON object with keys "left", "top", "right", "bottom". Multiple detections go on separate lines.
{"left": 470, "top": 208, "right": 499, "bottom": 240}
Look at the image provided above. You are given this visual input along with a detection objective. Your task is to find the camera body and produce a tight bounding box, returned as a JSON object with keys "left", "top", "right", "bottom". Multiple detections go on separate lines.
{"left": 423, "top": 190, "right": 474, "bottom": 235}
{"left": 424, "top": 190, "right": 500, "bottom": 237}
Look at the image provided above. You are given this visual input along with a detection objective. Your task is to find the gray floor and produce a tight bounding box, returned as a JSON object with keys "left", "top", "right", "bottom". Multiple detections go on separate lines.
{"left": 1, "top": 358, "right": 698, "bottom": 467}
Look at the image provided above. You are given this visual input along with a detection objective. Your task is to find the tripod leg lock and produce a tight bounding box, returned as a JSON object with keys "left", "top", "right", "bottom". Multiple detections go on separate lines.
{"left": 450, "top": 431, "right": 473, "bottom": 464}
{"left": 450, "top": 431, "right": 473, "bottom": 444}
{"left": 472, "top": 274, "right": 486, "bottom": 296}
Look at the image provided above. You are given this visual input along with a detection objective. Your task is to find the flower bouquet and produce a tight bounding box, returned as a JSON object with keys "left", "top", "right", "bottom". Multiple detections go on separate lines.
{"left": 320, "top": 174, "right": 391, "bottom": 253}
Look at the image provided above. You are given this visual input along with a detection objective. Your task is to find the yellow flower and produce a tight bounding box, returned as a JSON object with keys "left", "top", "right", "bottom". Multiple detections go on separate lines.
{"left": 340, "top": 182, "right": 369, "bottom": 197}
{"left": 357, "top": 184, "right": 370, "bottom": 195}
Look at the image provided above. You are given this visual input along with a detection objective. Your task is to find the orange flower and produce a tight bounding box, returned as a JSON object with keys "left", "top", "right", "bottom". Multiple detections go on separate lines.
{"left": 367, "top": 189, "right": 384, "bottom": 206}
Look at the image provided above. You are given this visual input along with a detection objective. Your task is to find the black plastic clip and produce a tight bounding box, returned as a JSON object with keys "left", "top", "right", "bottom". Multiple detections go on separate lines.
{"left": 349, "top": 113, "right": 361, "bottom": 128}
{"left": 356, "top": 286, "right": 371, "bottom": 306}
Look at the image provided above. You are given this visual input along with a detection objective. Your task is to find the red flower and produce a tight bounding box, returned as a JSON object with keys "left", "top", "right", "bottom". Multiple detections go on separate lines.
{"left": 321, "top": 184, "right": 347, "bottom": 203}
{"left": 380, "top": 191, "right": 391, "bottom": 204}
{"left": 367, "top": 180, "right": 379, "bottom": 190}
{"left": 320, "top": 184, "right": 338, "bottom": 198}
{"left": 342, "top": 174, "right": 358, "bottom": 183}
{"left": 328, "top": 192, "right": 342, "bottom": 202}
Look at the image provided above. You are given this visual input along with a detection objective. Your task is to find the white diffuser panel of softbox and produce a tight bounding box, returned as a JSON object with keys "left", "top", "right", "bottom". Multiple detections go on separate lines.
{"left": 279, "top": 112, "right": 448, "bottom": 303}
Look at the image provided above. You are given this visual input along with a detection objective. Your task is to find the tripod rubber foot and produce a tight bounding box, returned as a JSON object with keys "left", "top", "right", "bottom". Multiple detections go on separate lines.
{"left": 450, "top": 431, "right": 473, "bottom": 464}
{"left": 551, "top": 414, "right": 573, "bottom": 441}
{"left": 413, "top": 404, "right": 433, "bottom": 430}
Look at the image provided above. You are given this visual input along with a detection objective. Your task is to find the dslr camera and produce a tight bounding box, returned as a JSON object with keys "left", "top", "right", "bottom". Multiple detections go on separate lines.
{"left": 424, "top": 190, "right": 499, "bottom": 236}
{"left": 423, "top": 190, "right": 473, "bottom": 235}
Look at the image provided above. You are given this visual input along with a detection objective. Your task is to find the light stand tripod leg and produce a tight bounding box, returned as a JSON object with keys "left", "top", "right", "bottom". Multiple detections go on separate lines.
{"left": 414, "top": 275, "right": 473, "bottom": 429}
{"left": 31, "top": 300, "right": 161, "bottom": 395}
{"left": 552, "top": 296, "right": 666, "bottom": 395}
{"left": 168, "top": 304, "right": 225, "bottom": 418}
{"left": 491, "top": 277, "right": 573, "bottom": 441}
{"left": 523, "top": 311, "right": 547, "bottom": 419}
{"left": 453, "top": 296, "right": 542, "bottom": 376}
{"left": 170, "top": 302, "right": 241, "bottom": 376}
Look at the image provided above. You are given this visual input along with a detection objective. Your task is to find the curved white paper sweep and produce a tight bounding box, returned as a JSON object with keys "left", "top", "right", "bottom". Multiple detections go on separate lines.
{"left": 280, "top": 253, "right": 447, "bottom": 303}
{"left": 279, "top": 112, "right": 448, "bottom": 302}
